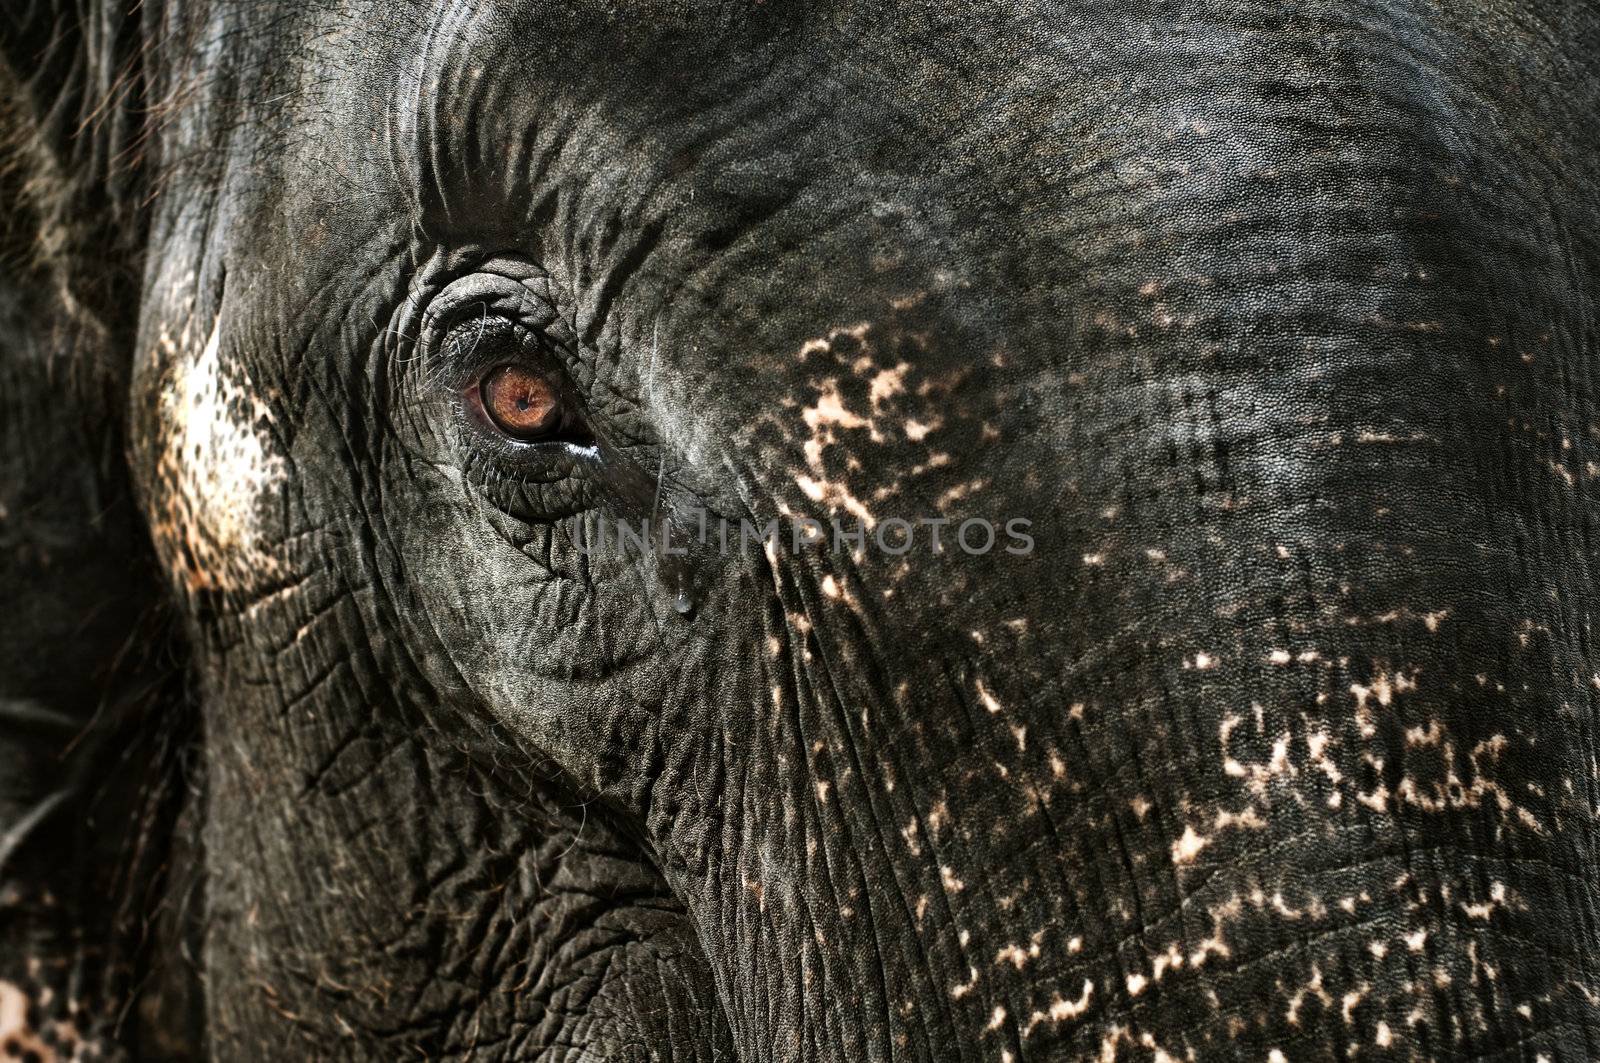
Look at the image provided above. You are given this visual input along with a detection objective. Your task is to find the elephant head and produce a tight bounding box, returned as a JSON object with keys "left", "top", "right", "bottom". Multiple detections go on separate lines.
{"left": 4, "top": 1, "right": 1600, "bottom": 1059}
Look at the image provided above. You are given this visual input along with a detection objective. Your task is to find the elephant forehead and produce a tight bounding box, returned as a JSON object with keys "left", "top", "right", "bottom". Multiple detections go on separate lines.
{"left": 142, "top": 303, "right": 288, "bottom": 596}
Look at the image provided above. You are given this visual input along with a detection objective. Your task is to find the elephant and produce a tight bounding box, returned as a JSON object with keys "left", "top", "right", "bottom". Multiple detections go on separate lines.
{"left": 4, "top": 0, "right": 1600, "bottom": 1058}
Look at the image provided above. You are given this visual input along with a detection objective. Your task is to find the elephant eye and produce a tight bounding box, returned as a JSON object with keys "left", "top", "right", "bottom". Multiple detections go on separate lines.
{"left": 478, "top": 363, "right": 563, "bottom": 441}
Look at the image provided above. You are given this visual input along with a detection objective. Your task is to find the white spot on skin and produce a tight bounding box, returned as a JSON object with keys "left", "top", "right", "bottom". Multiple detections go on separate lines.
{"left": 1340, "top": 988, "right": 1365, "bottom": 1023}
{"left": 1187, "top": 899, "right": 1236, "bottom": 966}
{"left": 790, "top": 328, "right": 935, "bottom": 526}
{"left": 1171, "top": 824, "right": 1209, "bottom": 864}
{"left": 1349, "top": 669, "right": 1417, "bottom": 736}
{"left": 995, "top": 945, "right": 1031, "bottom": 969}
{"left": 1023, "top": 980, "right": 1094, "bottom": 1036}
{"left": 797, "top": 321, "right": 871, "bottom": 361}
{"left": 803, "top": 378, "right": 872, "bottom": 438}
{"left": 941, "top": 866, "right": 965, "bottom": 893}
{"left": 936, "top": 478, "right": 988, "bottom": 510}
{"left": 795, "top": 473, "right": 876, "bottom": 526}
{"left": 1224, "top": 731, "right": 1296, "bottom": 794}
{"left": 1297, "top": 728, "right": 1347, "bottom": 809}
{"left": 151, "top": 313, "right": 287, "bottom": 593}
{"left": 792, "top": 367, "right": 883, "bottom": 523}
{"left": 1460, "top": 881, "right": 1507, "bottom": 921}
{"left": 1285, "top": 965, "right": 1329, "bottom": 1026}
{"left": 975, "top": 678, "right": 1004, "bottom": 714}
{"left": 1126, "top": 973, "right": 1147, "bottom": 996}
{"left": 1172, "top": 807, "right": 1266, "bottom": 867}
{"left": 1270, "top": 892, "right": 1306, "bottom": 919}
{"left": 868, "top": 363, "right": 910, "bottom": 412}
{"left": 1147, "top": 943, "right": 1186, "bottom": 982}
{"left": 0, "top": 981, "right": 75, "bottom": 1062}
{"left": 901, "top": 818, "right": 923, "bottom": 856}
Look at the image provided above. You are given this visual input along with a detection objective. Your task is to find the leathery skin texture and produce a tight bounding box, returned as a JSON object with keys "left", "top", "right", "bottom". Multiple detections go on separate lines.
{"left": 3, "top": 0, "right": 1600, "bottom": 1059}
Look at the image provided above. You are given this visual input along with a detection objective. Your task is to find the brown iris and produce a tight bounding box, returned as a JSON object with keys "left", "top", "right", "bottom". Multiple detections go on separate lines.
{"left": 479, "top": 364, "right": 563, "bottom": 440}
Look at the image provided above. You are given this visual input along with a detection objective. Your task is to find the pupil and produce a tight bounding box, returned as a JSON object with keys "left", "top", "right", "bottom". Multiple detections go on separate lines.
{"left": 480, "top": 364, "right": 565, "bottom": 440}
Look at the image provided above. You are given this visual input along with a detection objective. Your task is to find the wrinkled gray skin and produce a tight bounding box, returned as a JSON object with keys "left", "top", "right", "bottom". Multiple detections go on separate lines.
{"left": 4, "top": 1, "right": 1600, "bottom": 1059}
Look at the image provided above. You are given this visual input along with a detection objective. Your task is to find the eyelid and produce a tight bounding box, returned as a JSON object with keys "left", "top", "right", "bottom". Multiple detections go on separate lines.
{"left": 418, "top": 268, "right": 581, "bottom": 388}
{"left": 440, "top": 313, "right": 538, "bottom": 384}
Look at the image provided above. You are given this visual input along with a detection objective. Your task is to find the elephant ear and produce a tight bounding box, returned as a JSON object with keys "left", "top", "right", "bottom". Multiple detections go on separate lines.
{"left": 1, "top": 5, "right": 198, "bottom": 1058}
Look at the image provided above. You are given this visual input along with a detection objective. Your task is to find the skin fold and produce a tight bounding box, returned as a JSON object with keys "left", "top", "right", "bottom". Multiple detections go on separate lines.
{"left": 3, "top": 1, "right": 1600, "bottom": 1059}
